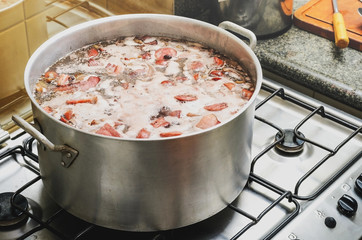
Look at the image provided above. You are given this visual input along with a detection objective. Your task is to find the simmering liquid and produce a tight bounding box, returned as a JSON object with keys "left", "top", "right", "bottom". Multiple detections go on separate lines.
{"left": 33, "top": 36, "right": 255, "bottom": 139}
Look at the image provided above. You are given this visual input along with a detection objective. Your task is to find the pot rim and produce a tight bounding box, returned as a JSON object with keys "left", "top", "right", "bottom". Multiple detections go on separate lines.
{"left": 25, "top": 13, "right": 262, "bottom": 141}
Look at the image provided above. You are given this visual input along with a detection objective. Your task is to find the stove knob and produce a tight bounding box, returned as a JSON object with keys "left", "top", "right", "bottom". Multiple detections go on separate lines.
{"left": 355, "top": 173, "right": 362, "bottom": 197}
{"left": 337, "top": 194, "right": 358, "bottom": 217}
{"left": 324, "top": 216, "right": 337, "bottom": 228}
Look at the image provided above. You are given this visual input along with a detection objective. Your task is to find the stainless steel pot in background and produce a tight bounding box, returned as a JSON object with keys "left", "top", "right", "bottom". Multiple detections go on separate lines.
{"left": 175, "top": 0, "right": 294, "bottom": 38}
{"left": 13, "top": 14, "right": 262, "bottom": 231}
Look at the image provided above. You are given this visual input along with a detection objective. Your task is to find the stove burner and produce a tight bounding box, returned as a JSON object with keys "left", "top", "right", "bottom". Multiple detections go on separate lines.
{"left": 275, "top": 129, "right": 305, "bottom": 154}
{"left": 0, "top": 192, "right": 28, "bottom": 228}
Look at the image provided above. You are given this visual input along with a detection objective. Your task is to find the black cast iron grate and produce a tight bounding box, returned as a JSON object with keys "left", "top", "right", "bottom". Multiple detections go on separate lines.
{"left": 1, "top": 83, "right": 361, "bottom": 240}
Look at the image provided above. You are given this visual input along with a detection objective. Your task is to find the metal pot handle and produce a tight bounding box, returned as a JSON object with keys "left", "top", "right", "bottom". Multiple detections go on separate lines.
{"left": 12, "top": 115, "right": 78, "bottom": 168}
{"left": 218, "top": 21, "right": 257, "bottom": 50}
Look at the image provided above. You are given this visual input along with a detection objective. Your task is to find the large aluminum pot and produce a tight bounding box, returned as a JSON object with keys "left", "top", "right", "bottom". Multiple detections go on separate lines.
{"left": 13, "top": 14, "right": 262, "bottom": 231}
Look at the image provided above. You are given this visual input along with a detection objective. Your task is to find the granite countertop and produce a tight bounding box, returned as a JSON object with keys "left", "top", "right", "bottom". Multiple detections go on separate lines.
{"left": 253, "top": 0, "right": 362, "bottom": 118}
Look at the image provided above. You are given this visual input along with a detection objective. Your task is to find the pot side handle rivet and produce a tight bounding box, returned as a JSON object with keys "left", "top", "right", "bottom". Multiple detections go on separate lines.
{"left": 12, "top": 115, "right": 79, "bottom": 168}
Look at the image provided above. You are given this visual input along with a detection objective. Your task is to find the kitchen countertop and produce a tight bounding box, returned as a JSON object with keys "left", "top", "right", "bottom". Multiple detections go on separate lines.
{"left": 253, "top": 0, "right": 362, "bottom": 118}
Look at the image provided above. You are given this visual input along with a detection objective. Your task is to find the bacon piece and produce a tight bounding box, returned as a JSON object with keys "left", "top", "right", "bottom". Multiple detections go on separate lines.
{"left": 190, "top": 61, "right": 204, "bottom": 71}
{"left": 114, "top": 121, "right": 124, "bottom": 127}
{"left": 161, "top": 80, "right": 176, "bottom": 86}
{"left": 211, "top": 77, "right": 221, "bottom": 81}
{"left": 155, "top": 47, "right": 177, "bottom": 60}
{"left": 63, "top": 110, "right": 73, "bottom": 120}
{"left": 160, "top": 131, "right": 182, "bottom": 138}
{"left": 175, "top": 76, "right": 187, "bottom": 82}
{"left": 174, "top": 94, "right": 198, "bottom": 102}
{"left": 88, "top": 47, "right": 99, "bottom": 58}
{"left": 196, "top": 114, "right": 220, "bottom": 129}
{"left": 79, "top": 76, "right": 100, "bottom": 91}
{"left": 241, "top": 89, "right": 253, "bottom": 100}
{"left": 105, "top": 63, "right": 122, "bottom": 75}
{"left": 88, "top": 58, "right": 101, "bottom": 66}
{"left": 193, "top": 73, "right": 199, "bottom": 81}
{"left": 155, "top": 59, "right": 168, "bottom": 66}
{"left": 66, "top": 96, "right": 97, "bottom": 105}
{"left": 204, "top": 103, "right": 228, "bottom": 111}
{"left": 169, "top": 110, "right": 181, "bottom": 118}
{"left": 90, "top": 119, "right": 100, "bottom": 126}
{"left": 136, "top": 128, "right": 151, "bottom": 139}
{"left": 96, "top": 123, "right": 121, "bottom": 137}
{"left": 224, "top": 82, "right": 235, "bottom": 90}
{"left": 141, "top": 52, "right": 151, "bottom": 60}
{"left": 151, "top": 117, "right": 170, "bottom": 128}
{"left": 209, "top": 70, "right": 223, "bottom": 77}
{"left": 35, "top": 84, "right": 45, "bottom": 93}
{"left": 213, "top": 57, "right": 224, "bottom": 66}
{"left": 60, "top": 110, "right": 74, "bottom": 124}
{"left": 60, "top": 116, "right": 68, "bottom": 124}
{"left": 43, "top": 106, "right": 53, "bottom": 113}
{"left": 187, "top": 113, "right": 199, "bottom": 117}
{"left": 121, "top": 82, "right": 129, "bottom": 89}
{"left": 57, "top": 74, "right": 70, "bottom": 86}
{"left": 44, "top": 71, "right": 58, "bottom": 82}
{"left": 146, "top": 39, "right": 158, "bottom": 45}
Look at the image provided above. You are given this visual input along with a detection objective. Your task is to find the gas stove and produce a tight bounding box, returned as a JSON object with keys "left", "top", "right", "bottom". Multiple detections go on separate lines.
{"left": 0, "top": 78, "right": 361, "bottom": 240}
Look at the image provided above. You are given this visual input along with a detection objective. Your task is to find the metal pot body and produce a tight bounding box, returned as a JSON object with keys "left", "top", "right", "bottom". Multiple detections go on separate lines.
{"left": 22, "top": 14, "right": 262, "bottom": 231}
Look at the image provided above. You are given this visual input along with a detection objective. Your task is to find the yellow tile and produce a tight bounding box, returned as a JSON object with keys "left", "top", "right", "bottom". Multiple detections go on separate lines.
{"left": 25, "top": 11, "right": 49, "bottom": 54}
{"left": 0, "top": 0, "right": 24, "bottom": 32}
{"left": 0, "top": 22, "right": 29, "bottom": 99}
{"left": 107, "top": 0, "right": 173, "bottom": 15}
{"left": 23, "top": 0, "right": 47, "bottom": 18}
{"left": 90, "top": 0, "right": 107, "bottom": 9}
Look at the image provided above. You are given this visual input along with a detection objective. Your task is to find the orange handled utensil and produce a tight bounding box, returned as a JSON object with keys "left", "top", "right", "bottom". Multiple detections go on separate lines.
{"left": 332, "top": 0, "right": 349, "bottom": 48}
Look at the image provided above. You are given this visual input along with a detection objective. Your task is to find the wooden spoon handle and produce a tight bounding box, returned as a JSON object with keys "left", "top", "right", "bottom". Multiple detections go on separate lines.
{"left": 332, "top": 12, "right": 349, "bottom": 48}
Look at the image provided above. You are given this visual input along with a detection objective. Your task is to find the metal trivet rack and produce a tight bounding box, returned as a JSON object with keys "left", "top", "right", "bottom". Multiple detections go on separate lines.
{"left": 2, "top": 83, "right": 361, "bottom": 240}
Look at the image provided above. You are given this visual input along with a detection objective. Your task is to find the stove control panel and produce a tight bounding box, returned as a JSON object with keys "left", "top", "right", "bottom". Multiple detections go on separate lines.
{"left": 273, "top": 157, "right": 362, "bottom": 240}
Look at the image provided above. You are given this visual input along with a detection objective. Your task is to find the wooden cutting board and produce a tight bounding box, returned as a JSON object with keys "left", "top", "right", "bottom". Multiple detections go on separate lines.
{"left": 293, "top": 0, "right": 362, "bottom": 51}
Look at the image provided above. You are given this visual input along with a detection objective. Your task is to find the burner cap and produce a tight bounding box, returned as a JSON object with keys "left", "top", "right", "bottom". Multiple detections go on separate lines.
{"left": 275, "top": 129, "right": 305, "bottom": 154}
{"left": 0, "top": 192, "right": 28, "bottom": 228}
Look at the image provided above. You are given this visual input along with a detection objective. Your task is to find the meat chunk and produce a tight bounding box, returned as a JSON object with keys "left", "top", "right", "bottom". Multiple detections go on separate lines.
{"left": 95, "top": 123, "right": 121, "bottom": 137}
{"left": 196, "top": 114, "right": 220, "bottom": 129}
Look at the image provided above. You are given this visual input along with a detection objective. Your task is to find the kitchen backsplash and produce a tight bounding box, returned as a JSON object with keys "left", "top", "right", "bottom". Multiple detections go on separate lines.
{"left": 0, "top": 0, "right": 174, "bottom": 130}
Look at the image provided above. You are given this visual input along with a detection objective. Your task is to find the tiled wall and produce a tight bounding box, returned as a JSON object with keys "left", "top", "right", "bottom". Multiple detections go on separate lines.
{"left": 89, "top": 0, "right": 173, "bottom": 15}
{"left": 0, "top": 0, "right": 48, "bottom": 99}
{"left": 0, "top": 0, "right": 174, "bottom": 101}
